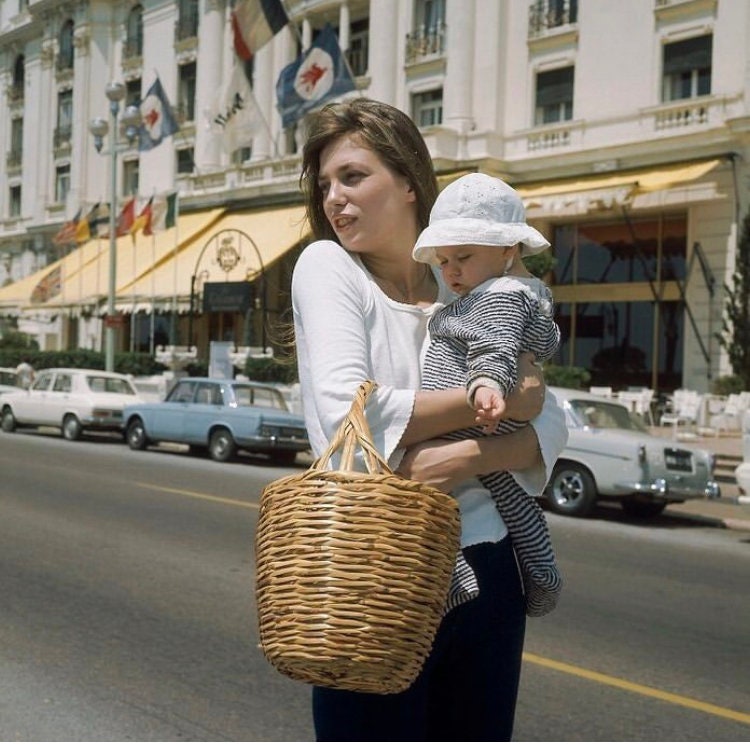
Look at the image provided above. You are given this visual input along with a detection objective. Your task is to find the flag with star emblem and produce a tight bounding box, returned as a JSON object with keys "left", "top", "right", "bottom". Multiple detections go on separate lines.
{"left": 138, "top": 76, "right": 180, "bottom": 151}
{"left": 276, "top": 24, "right": 356, "bottom": 128}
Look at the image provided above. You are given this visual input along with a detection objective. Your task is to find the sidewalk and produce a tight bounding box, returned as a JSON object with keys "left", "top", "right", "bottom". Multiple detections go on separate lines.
{"left": 648, "top": 426, "right": 750, "bottom": 532}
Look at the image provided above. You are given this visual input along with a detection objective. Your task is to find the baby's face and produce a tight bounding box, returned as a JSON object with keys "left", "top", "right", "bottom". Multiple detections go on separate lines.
{"left": 434, "top": 244, "right": 512, "bottom": 295}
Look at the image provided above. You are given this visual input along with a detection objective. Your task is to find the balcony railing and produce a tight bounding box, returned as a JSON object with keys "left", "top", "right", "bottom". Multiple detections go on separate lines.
{"left": 528, "top": 0, "right": 578, "bottom": 39}
{"left": 7, "top": 83, "right": 24, "bottom": 103}
{"left": 405, "top": 21, "right": 446, "bottom": 64}
{"left": 123, "top": 36, "right": 143, "bottom": 60}
{"left": 53, "top": 125, "right": 72, "bottom": 150}
{"left": 6, "top": 148, "right": 22, "bottom": 169}
{"left": 175, "top": 14, "right": 199, "bottom": 42}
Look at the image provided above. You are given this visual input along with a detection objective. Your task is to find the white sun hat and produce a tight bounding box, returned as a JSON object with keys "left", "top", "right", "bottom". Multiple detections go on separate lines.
{"left": 413, "top": 173, "right": 551, "bottom": 265}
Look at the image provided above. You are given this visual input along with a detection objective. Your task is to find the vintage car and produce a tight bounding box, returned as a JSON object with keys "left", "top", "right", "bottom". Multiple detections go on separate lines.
{"left": 0, "top": 367, "right": 143, "bottom": 440}
{"left": 734, "top": 410, "right": 750, "bottom": 501}
{"left": 0, "top": 366, "right": 21, "bottom": 394}
{"left": 545, "top": 387, "right": 721, "bottom": 518}
{"left": 122, "top": 377, "right": 310, "bottom": 464}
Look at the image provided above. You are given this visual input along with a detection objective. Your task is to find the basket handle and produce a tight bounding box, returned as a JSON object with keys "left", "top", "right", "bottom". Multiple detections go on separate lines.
{"left": 311, "top": 381, "right": 394, "bottom": 475}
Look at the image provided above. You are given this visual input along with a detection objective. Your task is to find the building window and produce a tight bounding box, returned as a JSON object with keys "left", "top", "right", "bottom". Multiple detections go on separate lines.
{"left": 9, "top": 117, "right": 23, "bottom": 166}
{"left": 126, "top": 78, "right": 141, "bottom": 107}
{"left": 124, "top": 4, "right": 144, "bottom": 58}
{"left": 58, "top": 19, "right": 75, "bottom": 71}
{"left": 406, "top": 0, "right": 446, "bottom": 63}
{"left": 54, "top": 90, "right": 73, "bottom": 148}
{"left": 177, "top": 147, "right": 194, "bottom": 174}
{"left": 55, "top": 164, "right": 71, "bottom": 204}
{"left": 233, "top": 146, "right": 252, "bottom": 164}
{"left": 9, "top": 185, "right": 22, "bottom": 217}
{"left": 529, "top": 0, "right": 578, "bottom": 36}
{"left": 178, "top": 62, "right": 197, "bottom": 122}
{"left": 176, "top": 0, "right": 199, "bottom": 40}
{"left": 122, "top": 159, "right": 139, "bottom": 196}
{"left": 10, "top": 54, "right": 24, "bottom": 101}
{"left": 550, "top": 216, "right": 687, "bottom": 391}
{"left": 662, "top": 34, "right": 712, "bottom": 102}
{"left": 347, "top": 19, "right": 369, "bottom": 77}
{"left": 412, "top": 89, "right": 443, "bottom": 127}
{"left": 535, "top": 66, "right": 574, "bottom": 125}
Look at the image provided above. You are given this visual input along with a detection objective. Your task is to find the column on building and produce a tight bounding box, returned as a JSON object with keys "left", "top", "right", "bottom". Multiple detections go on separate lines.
{"left": 194, "top": 0, "right": 226, "bottom": 170}
{"left": 69, "top": 17, "right": 92, "bottom": 212}
{"left": 366, "top": 0, "right": 399, "bottom": 104}
{"left": 338, "top": 2, "right": 350, "bottom": 52}
{"left": 443, "top": 0, "right": 475, "bottom": 137}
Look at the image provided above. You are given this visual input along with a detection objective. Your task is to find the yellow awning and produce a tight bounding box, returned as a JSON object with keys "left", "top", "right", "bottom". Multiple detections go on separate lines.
{"left": 0, "top": 208, "right": 226, "bottom": 316}
{"left": 517, "top": 158, "right": 721, "bottom": 206}
{"left": 115, "top": 203, "right": 309, "bottom": 312}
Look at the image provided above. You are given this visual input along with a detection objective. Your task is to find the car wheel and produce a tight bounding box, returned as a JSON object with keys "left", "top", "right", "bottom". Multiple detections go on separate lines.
{"left": 209, "top": 427, "right": 236, "bottom": 462}
{"left": 1, "top": 406, "right": 16, "bottom": 433}
{"left": 62, "top": 414, "right": 83, "bottom": 441}
{"left": 621, "top": 498, "right": 667, "bottom": 519}
{"left": 126, "top": 418, "right": 149, "bottom": 451}
{"left": 545, "top": 461, "right": 598, "bottom": 517}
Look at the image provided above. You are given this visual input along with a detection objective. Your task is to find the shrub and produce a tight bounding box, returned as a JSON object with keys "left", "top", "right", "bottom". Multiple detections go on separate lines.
{"left": 711, "top": 374, "right": 745, "bottom": 396}
{"left": 543, "top": 363, "right": 591, "bottom": 390}
{"left": 244, "top": 356, "right": 298, "bottom": 383}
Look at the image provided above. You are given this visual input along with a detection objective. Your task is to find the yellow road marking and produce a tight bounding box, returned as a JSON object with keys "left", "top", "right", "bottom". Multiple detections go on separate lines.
{"left": 136, "top": 482, "right": 259, "bottom": 510}
{"left": 135, "top": 482, "right": 749, "bottom": 727}
{"left": 524, "top": 652, "right": 750, "bottom": 725}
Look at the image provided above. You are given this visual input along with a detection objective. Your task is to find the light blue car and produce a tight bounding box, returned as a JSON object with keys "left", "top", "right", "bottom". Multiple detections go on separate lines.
{"left": 123, "top": 377, "right": 310, "bottom": 465}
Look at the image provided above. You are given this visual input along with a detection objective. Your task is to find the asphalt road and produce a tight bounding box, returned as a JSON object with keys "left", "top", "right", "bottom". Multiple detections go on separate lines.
{"left": 1, "top": 430, "right": 748, "bottom": 741}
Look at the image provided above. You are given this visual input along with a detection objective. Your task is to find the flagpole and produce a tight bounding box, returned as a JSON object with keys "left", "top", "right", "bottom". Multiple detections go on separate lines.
{"left": 149, "top": 227, "right": 156, "bottom": 355}
{"left": 170, "top": 192, "right": 180, "bottom": 346}
{"left": 131, "top": 231, "right": 137, "bottom": 353}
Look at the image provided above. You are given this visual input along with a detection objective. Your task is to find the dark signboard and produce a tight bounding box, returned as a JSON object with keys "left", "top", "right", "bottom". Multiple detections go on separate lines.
{"left": 202, "top": 281, "right": 254, "bottom": 313}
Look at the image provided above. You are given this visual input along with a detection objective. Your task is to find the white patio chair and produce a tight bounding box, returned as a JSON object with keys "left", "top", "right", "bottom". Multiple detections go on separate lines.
{"left": 660, "top": 389, "right": 701, "bottom": 437}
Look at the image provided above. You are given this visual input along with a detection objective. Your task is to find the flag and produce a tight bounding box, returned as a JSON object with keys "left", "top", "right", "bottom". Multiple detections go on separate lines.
{"left": 90, "top": 202, "right": 110, "bottom": 238}
{"left": 139, "top": 76, "right": 180, "bottom": 151}
{"left": 52, "top": 208, "right": 82, "bottom": 246}
{"left": 31, "top": 265, "right": 62, "bottom": 304}
{"left": 276, "top": 24, "right": 356, "bottom": 129}
{"left": 130, "top": 197, "right": 153, "bottom": 237}
{"left": 232, "top": 0, "right": 288, "bottom": 61}
{"left": 144, "top": 192, "right": 178, "bottom": 236}
{"left": 102, "top": 197, "right": 137, "bottom": 238}
{"left": 74, "top": 202, "right": 106, "bottom": 243}
{"left": 206, "top": 62, "right": 263, "bottom": 154}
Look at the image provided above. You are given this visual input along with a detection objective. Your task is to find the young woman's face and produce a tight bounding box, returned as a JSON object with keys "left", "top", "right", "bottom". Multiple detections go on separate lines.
{"left": 317, "top": 134, "right": 417, "bottom": 254}
{"left": 434, "top": 244, "right": 512, "bottom": 295}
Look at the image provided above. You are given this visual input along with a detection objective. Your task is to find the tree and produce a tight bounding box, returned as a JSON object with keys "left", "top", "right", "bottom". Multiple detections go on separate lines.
{"left": 718, "top": 209, "right": 750, "bottom": 389}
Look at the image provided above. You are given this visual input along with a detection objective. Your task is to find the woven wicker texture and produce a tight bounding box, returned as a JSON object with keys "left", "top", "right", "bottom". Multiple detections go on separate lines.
{"left": 255, "top": 381, "right": 461, "bottom": 694}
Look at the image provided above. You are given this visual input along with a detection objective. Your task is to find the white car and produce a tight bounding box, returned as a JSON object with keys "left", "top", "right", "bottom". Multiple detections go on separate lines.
{"left": 545, "top": 387, "right": 720, "bottom": 518}
{"left": 734, "top": 410, "right": 750, "bottom": 503}
{"left": 0, "top": 366, "right": 21, "bottom": 394}
{"left": 0, "top": 367, "right": 143, "bottom": 441}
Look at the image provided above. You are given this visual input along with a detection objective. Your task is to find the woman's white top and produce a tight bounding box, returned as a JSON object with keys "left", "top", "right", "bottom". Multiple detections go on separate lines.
{"left": 292, "top": 240, "right": 567, "bottom": 547}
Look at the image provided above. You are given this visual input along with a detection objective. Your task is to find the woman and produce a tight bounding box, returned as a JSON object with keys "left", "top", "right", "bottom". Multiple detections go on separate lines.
{"left": 292, "top": 98, "right": 567, "bottom": 741}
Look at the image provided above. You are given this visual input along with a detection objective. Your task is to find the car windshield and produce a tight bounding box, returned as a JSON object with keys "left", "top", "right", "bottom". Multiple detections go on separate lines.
{"left": 233, "top": 384, "right": 288, "bottom": 410}
{"left": 86, "top": 375, "right": 137, "bottom": 395}
{"left": 0, "top": 369, "right": 18, "bottom": 386}
{"left": 568, "top": 399, "right": 649, "bottom": 432}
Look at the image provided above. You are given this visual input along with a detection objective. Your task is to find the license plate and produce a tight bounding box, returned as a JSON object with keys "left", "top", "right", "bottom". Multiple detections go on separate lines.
{"left": 664, "top": 448, "right": 692, "bottom": 472}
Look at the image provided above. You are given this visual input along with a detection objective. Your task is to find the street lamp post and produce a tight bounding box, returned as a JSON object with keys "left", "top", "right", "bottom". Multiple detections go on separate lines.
{"left": 89, "top": 82, "right": 141, "bottom": 372}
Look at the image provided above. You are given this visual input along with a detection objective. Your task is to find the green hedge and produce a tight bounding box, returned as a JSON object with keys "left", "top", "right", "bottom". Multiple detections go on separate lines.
{"left": 0, "top": 348, "right": 167, "bottom": 376}
{"left": 243, "top": 356, "right": 298, "bottom": 383}
{"left": 542, "top": 363, "right": 591, "bottom": 390}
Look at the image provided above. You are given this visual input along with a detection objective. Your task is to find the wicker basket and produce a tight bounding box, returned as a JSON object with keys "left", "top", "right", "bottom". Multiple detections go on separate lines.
{"left": 255, "top": 381, "right": 461, "bottom": 694}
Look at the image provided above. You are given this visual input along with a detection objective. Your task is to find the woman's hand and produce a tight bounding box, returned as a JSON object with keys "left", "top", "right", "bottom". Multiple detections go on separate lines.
{"left": 503, "top": 352, "right": 545, "bottom": 421}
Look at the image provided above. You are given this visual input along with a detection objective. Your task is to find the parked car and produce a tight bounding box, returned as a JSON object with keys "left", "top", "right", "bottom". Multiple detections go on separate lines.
{"left": 0, "top": 367, "right": 143, "bottom": 440}
{"left": 734, "top": 410, "right": 750, "bottom": 502}
{"left": 122, "top": 377, "right": 310, "bottom": 464}
{"left": 0, "top": 366, "right": 21, "bottom": 394}
{"left": 544, "top": 386, "right": 721, "bottom": 518}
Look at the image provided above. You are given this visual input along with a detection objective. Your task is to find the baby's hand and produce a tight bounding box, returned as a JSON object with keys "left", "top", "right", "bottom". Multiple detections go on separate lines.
{"left": 473, "top": 386, "right": 506, "bottom": 434}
